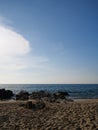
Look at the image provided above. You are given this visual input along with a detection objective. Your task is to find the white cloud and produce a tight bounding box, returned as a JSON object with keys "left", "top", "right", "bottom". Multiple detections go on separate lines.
{"left": 0, "top": 24, "right": 31, "bottom": 70}
{"left": 0, "top": 18, "right": 48, "bottom": 73}
{"left": 0, "top": 25, "right": 30, "bottom": 56}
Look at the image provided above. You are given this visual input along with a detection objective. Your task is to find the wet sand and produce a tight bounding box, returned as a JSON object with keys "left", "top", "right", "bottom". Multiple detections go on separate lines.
{"left": 0, "top": 99, "right": 98, "bottom": 130}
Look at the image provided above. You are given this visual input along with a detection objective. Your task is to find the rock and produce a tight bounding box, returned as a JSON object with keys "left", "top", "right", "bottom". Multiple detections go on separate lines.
{"left": 53, "top": 91, "right": 69, "bottom": 99}
{"left": 16, "top": 91, "right": 29, "bottom": 100}
{"left": 30, "top": 90, "right": 70, "bottom": 103}
{"left": 41, "top": 96, "right": 56, "bottom": 103}
{"left": 34, "top": 100, "right": 45, "bottom": 110}
{"left": 30, "top": 90, "right": 51, "bottom": 99}
{"left": 0, "top": 89, "right": 14, "bottom": 100}
{"left": 47, "top": 97, "right": 56, "bottom": 103}
{"left": 25, "top": 101, "right": 33, "bottom": 109}
{"left": 25, "top": 100, "right": 45, "bottom": 110}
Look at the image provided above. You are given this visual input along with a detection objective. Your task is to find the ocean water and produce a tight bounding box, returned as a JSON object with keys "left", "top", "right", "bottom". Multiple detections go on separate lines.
{"left": 0, "top": 84, "right": 98, "bottom": 99}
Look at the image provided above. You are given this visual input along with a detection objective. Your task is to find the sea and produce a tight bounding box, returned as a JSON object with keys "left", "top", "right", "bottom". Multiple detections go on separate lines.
{"left": 0, "top": 84, "right": 98, "bottom": 99}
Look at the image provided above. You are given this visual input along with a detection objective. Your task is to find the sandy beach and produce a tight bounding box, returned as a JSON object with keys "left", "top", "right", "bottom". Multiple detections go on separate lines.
{"left": 0, "top": 99, "right": 98, "bottom": 130}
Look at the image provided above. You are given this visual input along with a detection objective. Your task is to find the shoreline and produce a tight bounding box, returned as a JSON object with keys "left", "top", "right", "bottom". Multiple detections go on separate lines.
{"left": 0, "top": 98, "right": 98, "bottom": 103}
{"left": 0, "top": 84, "right": 98, "bottom": 99}
{"left": 1, "top": 97, "right": 98, "bottom": 104}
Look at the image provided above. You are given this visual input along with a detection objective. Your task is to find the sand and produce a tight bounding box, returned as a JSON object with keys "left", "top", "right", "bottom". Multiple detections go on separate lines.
{"left": 0, "top": 99, "right": 98, "bottom": 130}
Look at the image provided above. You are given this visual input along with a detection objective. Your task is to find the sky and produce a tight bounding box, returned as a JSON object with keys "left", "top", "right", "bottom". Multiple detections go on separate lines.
{"left": 0, "top": 0, "right": 98, "bottom": 84}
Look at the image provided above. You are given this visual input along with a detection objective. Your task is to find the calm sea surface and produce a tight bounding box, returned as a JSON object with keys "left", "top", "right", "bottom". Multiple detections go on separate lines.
{"left": 0, "top": 84, "right": 98, "bottom": 99}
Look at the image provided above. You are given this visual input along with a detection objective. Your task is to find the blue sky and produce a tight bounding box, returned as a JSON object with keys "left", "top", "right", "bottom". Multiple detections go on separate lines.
{"left": 0, "top": 0, "right": 97, "bottom": 83}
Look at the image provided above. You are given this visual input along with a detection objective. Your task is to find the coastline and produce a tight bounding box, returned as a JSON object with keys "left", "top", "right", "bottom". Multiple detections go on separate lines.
{"left": 0, "top": 98, "right": 98, "bottom": 102}
{"left": 0, "top": 84, "right": 98, "bottom": 99}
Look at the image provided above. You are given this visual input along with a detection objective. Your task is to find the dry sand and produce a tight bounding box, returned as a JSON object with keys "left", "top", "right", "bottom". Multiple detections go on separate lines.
{"left": 0, "top": 99, "right": 98, "bottom": 130}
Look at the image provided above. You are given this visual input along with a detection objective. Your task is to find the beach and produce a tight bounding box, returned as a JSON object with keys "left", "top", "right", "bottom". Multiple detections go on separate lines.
{"left": 0, "top": 99, "right": 98, "bottom": 130}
